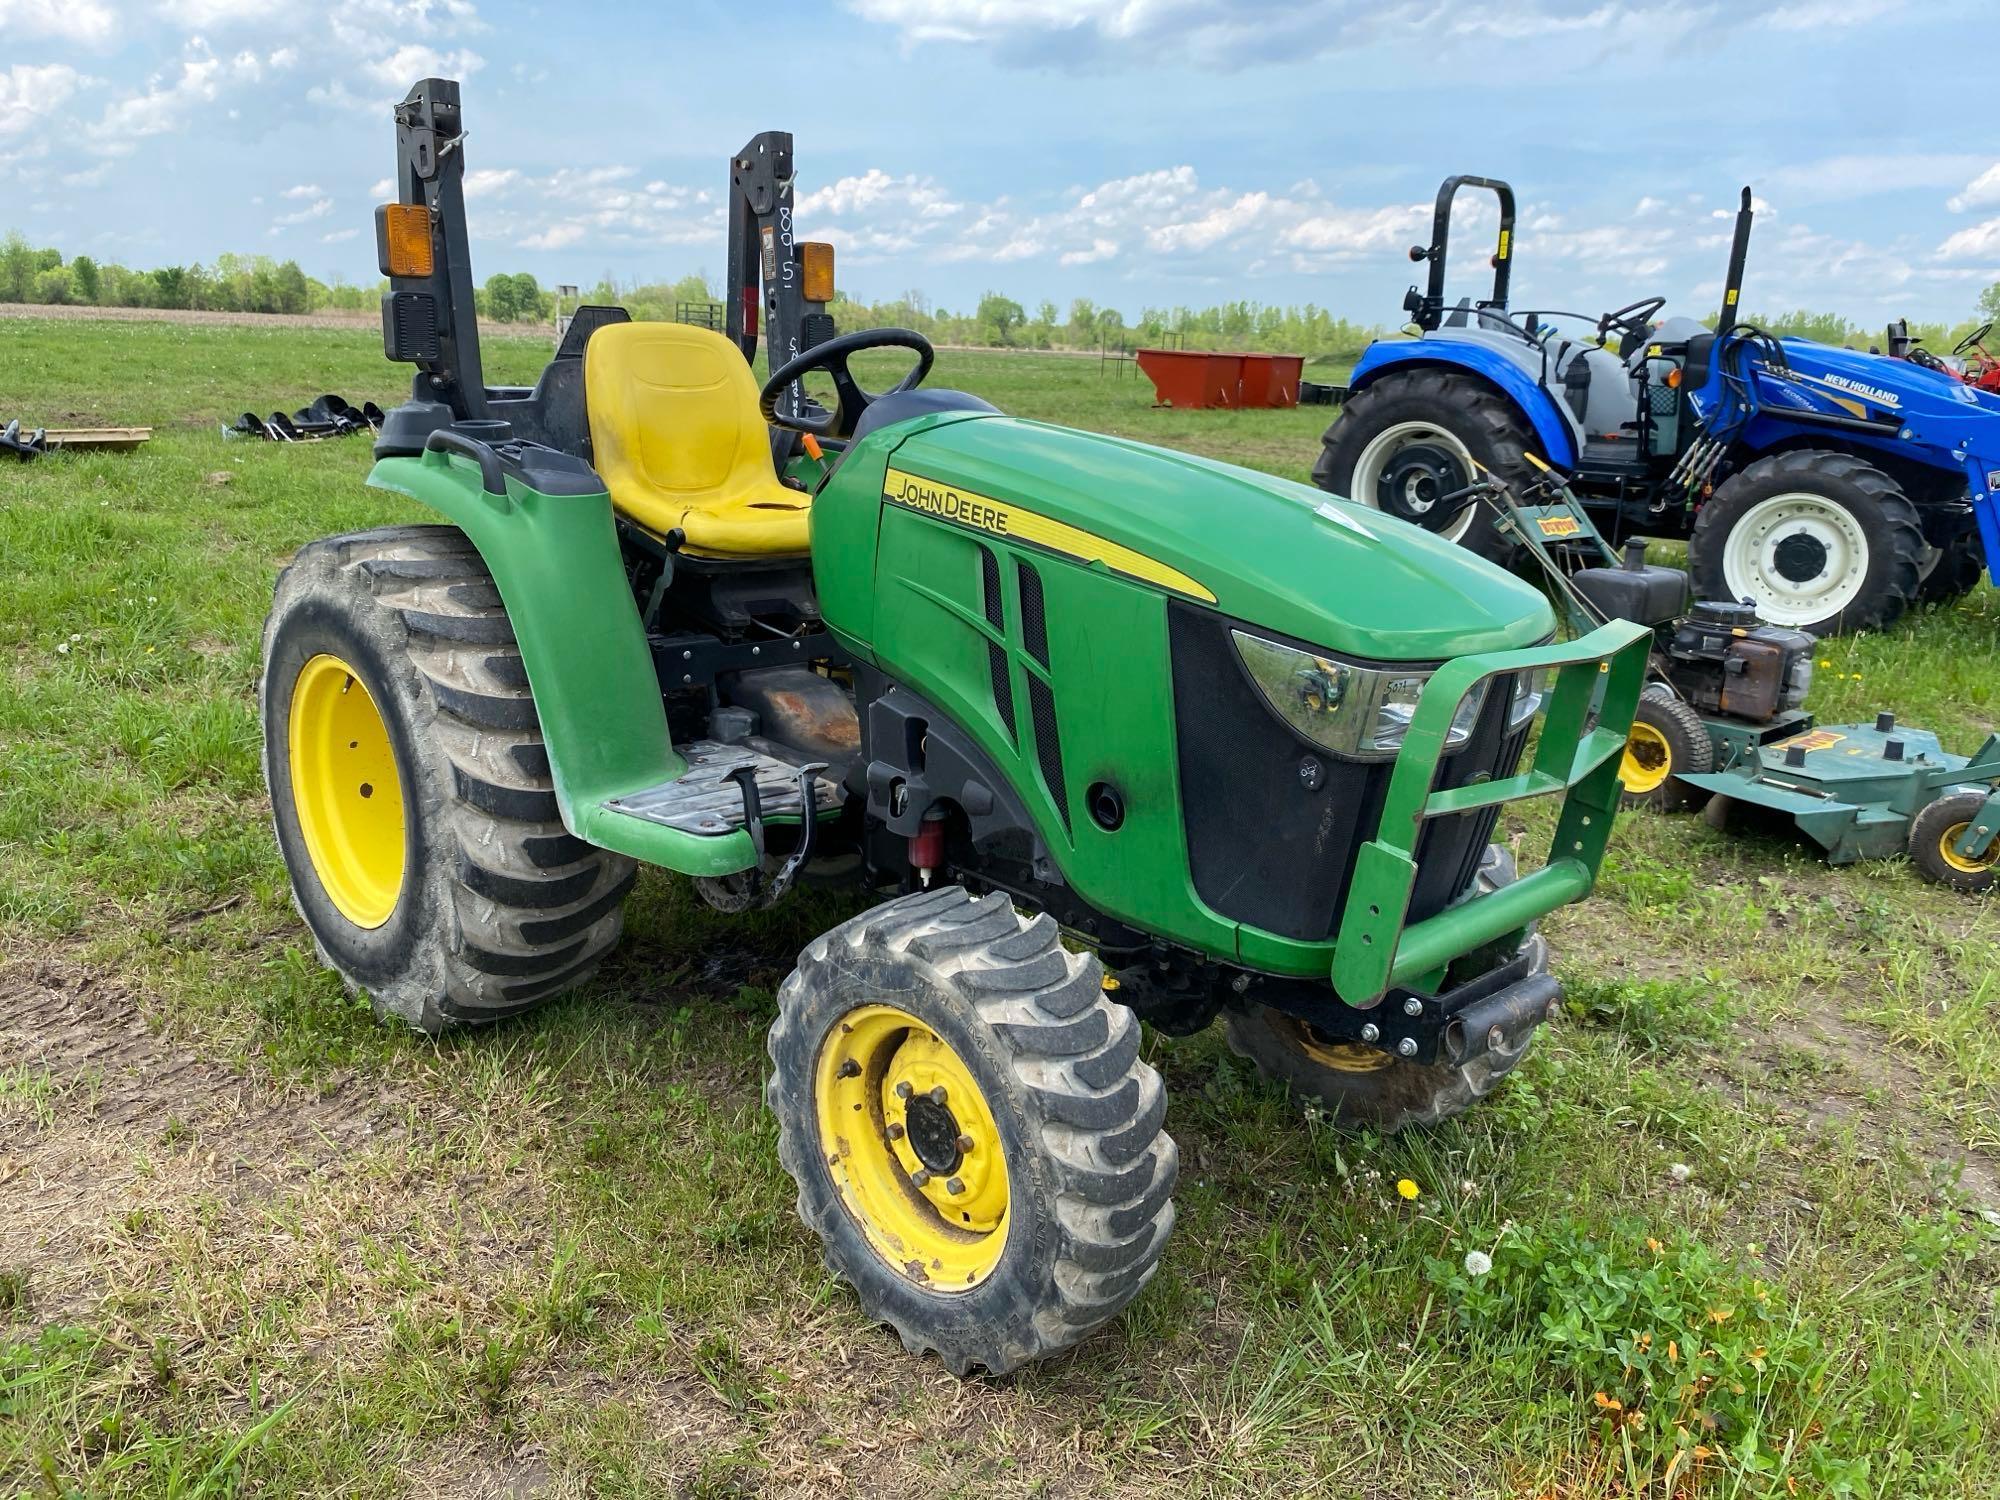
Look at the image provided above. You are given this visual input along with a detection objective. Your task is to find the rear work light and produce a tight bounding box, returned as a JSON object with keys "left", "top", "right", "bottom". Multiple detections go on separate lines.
{"left": 376, "top": 202, "right": 434, "bottom": 279}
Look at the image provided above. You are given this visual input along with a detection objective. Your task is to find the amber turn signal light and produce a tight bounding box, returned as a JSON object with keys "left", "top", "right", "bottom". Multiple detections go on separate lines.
{"left": 377, "top": 203, "right": 434, "bottom": 279}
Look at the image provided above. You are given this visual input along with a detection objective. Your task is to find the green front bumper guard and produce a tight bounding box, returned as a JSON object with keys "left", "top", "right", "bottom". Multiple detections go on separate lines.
{"left": 1331, "top": 619, "right": 1651, "bottom": 1006}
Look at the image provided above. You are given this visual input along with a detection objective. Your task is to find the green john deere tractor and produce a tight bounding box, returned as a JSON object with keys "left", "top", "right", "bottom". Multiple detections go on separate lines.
{"left": 260, "top": 77, "right": 1650, "bottom": 1375}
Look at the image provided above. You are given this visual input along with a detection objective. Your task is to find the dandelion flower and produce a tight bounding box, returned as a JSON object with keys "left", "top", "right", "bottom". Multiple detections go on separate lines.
{"left": 1464, "top": 1249, "right": 1492, "bottom": 1276}
{"left": 1396, "top": 1178, "right": 1419, "bottom": 1201}
{"left": 1668, "top": 1162, "right": 1692, "bottom": 1184}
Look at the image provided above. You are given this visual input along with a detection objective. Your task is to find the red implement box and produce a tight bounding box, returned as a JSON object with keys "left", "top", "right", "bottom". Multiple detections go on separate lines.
{"left": 1238, "top": 353, "right": 1304, "bottom": 408}
{"left": 1136, "top": 349, "right": 1245, "bottom": 409}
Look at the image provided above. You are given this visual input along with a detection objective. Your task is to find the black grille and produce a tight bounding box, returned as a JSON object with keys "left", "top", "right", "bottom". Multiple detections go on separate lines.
{"left": 1018, "top": 561, "right": 1050, "bottom": 668}
{"left": 980, "top": 546, "right": 1004, "bottom": 628}
{"left": 988, "top": 644, "right": 1016, "bottom": 738}
{"left": 1026, "top": 673, "right": 1069, "bottom": 828}
{"left": 382, "top": 291, "right": 439, "bottom": 362}
{"left": 1169, "top": 603, "right": 1526, "bottom": 942}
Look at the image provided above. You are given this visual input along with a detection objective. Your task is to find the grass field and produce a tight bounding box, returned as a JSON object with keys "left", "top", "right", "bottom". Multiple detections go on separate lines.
{"left": 4, "top": 315, "right": 2000, "bottom": 1498}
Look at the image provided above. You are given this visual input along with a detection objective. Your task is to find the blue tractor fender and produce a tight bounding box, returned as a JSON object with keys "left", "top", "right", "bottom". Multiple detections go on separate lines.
{"left": 1348, "top": 339, "right": 1579, "bottom": 469}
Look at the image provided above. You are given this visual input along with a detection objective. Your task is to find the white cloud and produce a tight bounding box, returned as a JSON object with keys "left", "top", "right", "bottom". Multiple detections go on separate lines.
{"left": 799, "top": 168, "right": 959, "bottom": 221}
{"left": 1060, "top": 238, "right": 1118, "bottom": 266}
{"left": 273, "top": 196, "right": 334, "bottom": 227}
{"left": 1948, "top": 164, "right": 2000, "bottom": 215}
{"left": 361, "top": 43, "right": 484, "bottom": 89}
{"left": 845, "top": 0, "right": 1899, "bottom": 69}
{"left": 520, "top": 223, "right": 587, "bottom": 251}
{"left": 0, "top": 63, "right": 83, "bottom": 137}
{"left": 0, "top": 0, "right": 116, "bottom": 44}
{"left": 462, "top": 167, "right": 520, "bottom": 198}
{"left": 282, "top": 183, "right": 324, "bottom": 199}
{"left": 370, "top": 177, "right": 394, "bottom": 197}
{"left": 89, "top": 43, "right": 285, "bottom": 150}
{"left": 1938, "top": 218, "right": 2000, "bottom": 263}
{"left": 322, "top": 227, "right": 361, "bottom": 243}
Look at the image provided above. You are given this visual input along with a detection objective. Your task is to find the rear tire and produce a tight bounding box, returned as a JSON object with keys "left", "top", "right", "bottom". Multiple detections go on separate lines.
{"left": 1620, "top": 687, "right": 1714, "bottom": 811}
{"left": 768, "top": 887, "right": 1176, "bottom": 1376}
{"left": 1314, "top": 369, "right": 1540, "bottom": 562}
{"left": 261, "top": 524, "right": 635, "bottom": 1033}
{"left": 1690, "top": 451, "right": 1922, "bottom": 636}
{"left": 1221, "top": 847, "right": 1542, "bottom": 1131}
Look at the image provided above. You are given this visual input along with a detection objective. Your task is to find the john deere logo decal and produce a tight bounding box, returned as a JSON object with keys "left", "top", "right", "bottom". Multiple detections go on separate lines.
{"left": 882, "top": 467, "right": 1215, "bottom": 602}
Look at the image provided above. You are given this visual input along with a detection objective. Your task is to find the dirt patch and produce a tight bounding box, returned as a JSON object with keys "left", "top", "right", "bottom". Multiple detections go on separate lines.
{"left": 1739, "top": 983, "right": 2000, "bottom": 1211}
{"left": 0, "top": 956, "right": 437, "bottom": 1324}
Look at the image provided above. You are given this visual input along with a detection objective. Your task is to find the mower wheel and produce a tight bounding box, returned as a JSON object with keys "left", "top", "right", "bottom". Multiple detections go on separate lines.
{"left": 1222, "top": 846, "right": 1542, "bottom": 1132}
{"left": 1313, "top": 369, "right": 1537, "bottom": 562}
{"left": 1619, "top": 687, "right": 1713, "bottom": 810}
{"left": 1909, "top": 792, "right": 2000, "bottom": 894}
{"left": 1691, "top": 450, "right": 1922, "bottom": 636}
{"left": 261, "top": 525, "right": 636, "bottom": 1033}
{"left": 767, "top": 886, "right": 1176, "bottom": 1376}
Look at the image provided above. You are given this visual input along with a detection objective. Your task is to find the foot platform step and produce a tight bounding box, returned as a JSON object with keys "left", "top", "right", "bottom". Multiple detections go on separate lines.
{"left": 604, "top": 741, "right": 842, "bottom": 837}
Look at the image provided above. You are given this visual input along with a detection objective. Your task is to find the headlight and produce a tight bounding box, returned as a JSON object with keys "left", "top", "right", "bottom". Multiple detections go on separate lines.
{"left": 1231, "top": 630, "right": 1488, "bottom": 761}
{"left": 1508, "top": 668, "right": 1546, "bottom": 730}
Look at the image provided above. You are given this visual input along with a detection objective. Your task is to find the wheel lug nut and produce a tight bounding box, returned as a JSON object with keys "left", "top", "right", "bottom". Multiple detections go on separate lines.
{"left": 910, "top": 1169, "right": 931, "bottom": 1187}
{"left": 945, "top": 1177, "right": 965, "bottom": 1195}
{"left": 837, "top": 1058, "right": 860, "bottom": 1079}
{"left": 955, "top": 1133, "right": 974, "bottom": 1153}
{"left": 929, "top": 1085, "right": 948, "bottom": 1105}
{"left": 894, "top": 1081, "right": 913, "bottom": 1100}
{"left": 886, "top": 1122, "right": 905, "bottom": 1140}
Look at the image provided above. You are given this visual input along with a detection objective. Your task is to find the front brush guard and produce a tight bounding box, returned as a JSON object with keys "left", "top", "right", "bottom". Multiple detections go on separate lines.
{"left": 1330, "top": 618, "right": 1650, "bottom": 1007}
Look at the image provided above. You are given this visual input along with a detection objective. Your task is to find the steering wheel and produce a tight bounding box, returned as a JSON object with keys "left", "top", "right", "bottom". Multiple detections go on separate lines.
{"left": 1597, "top": 296, "right": 1667, "bottom": 348}
{"left": 1954, "top": 322, "right": 1993, "bottom": 358}
{"left": 758, "top": 327, "right": 934, "bottom": 438}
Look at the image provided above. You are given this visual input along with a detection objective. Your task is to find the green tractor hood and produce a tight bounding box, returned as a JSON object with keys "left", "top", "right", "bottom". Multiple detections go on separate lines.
{"left": 884, "top": 415, "right": 1556, "bottom": 659}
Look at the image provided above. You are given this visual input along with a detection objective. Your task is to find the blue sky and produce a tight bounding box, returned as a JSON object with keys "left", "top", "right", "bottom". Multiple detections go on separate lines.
{"left": 6, "top": 0, "right": 1999, "bottom": 326}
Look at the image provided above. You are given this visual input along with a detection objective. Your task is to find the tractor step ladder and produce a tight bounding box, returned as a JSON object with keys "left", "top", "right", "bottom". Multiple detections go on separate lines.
{"left": 603, "top": 741, "right": 842, "bottom": 835}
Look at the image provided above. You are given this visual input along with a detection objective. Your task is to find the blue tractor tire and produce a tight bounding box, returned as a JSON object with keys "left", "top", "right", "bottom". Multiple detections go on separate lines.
{"left": 1313, "top": 369, "right": 1540, "bottom": 563}
{"left": 1689, "top": 450, "right": 1923, "bottom": 637}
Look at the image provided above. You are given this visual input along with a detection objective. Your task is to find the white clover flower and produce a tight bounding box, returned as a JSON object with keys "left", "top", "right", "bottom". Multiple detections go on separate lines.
{"left": 1669, "top": 1162, "right": 1692, "bottom": 1184}
{"left": 55, "top": 641, "right": 69, "bottom": 654}
{"left": 1464, "top": 1250, "right": 1493, "bottom": 1277}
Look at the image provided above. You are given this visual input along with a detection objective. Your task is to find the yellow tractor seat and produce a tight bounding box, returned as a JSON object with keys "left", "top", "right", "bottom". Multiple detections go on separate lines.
{"left": 583, "top": 321, "right": 811, "bottom": 558}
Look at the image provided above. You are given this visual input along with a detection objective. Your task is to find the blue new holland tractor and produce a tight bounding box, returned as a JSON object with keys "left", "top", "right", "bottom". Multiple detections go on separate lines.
{"left": 1315, "top": 179, "right": 2000, "bottom": 636}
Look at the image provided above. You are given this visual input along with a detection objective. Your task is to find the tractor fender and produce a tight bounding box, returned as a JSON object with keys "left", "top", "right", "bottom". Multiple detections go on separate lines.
{"left": 1349, "top": 340, "right": 1580, "bottom": 468}
{"left": 366, "top": 445, "right": 758, "bottom": 877}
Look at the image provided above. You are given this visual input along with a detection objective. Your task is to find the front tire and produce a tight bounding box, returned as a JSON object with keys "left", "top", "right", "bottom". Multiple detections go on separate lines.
{"left": 1222, "top": 847, "right": 1543, "bottom": 1131}
{"left": 768, "top": 887, "right": 1177, "bottom": 1376}
{"left": 1314, "top": 369, "right": 1541, "bottom": 562}
{"left": 261, "top": 525, "right": 635, "bottom": 1033}
{"left": 1690, "top": 451, "right": 1922, "bottom": 636}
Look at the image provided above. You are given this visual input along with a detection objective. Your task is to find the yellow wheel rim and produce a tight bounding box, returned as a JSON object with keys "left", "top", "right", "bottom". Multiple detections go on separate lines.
{"left": 1620, "top": 721, "right": 1672, "bottom": 795}
{"left": 1938, "top": 821, "right": 1996, "bottom": 876}
{"left": 1281, "top": 1016, "right": 1393, "bottom": 1073}
{"left": 814, "top": 1004, "right": 1010, "bottom": 1290}
{"left": 287, "top": 653, "right": 407, "bottom": 928}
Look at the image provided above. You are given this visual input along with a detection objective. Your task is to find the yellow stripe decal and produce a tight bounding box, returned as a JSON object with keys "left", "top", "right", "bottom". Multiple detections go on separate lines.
{"left": 882, "top": 467, "right": 1216, "bottom": 603}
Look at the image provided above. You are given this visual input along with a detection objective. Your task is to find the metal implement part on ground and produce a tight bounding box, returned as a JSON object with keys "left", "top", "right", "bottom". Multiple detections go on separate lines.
{"left": 1314, "top": 176, "right": 2000, "bottom": 639}
{"left": 256, "top": 73, "right": 1651, "bottom": 1381}
{"left": 1479, "top": 458, "right": 2000, "bottom": 891}
{"left": 224, "top": 394, "right": 385, "bottom": 442}
{"left": 3, "top": 421, "right": 152, "bottom": 459}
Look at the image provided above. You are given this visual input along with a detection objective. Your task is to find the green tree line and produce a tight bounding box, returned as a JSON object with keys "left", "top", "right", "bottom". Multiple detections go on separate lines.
{"left": 6, "top": 229, "right": 1996, "bottom": 358}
